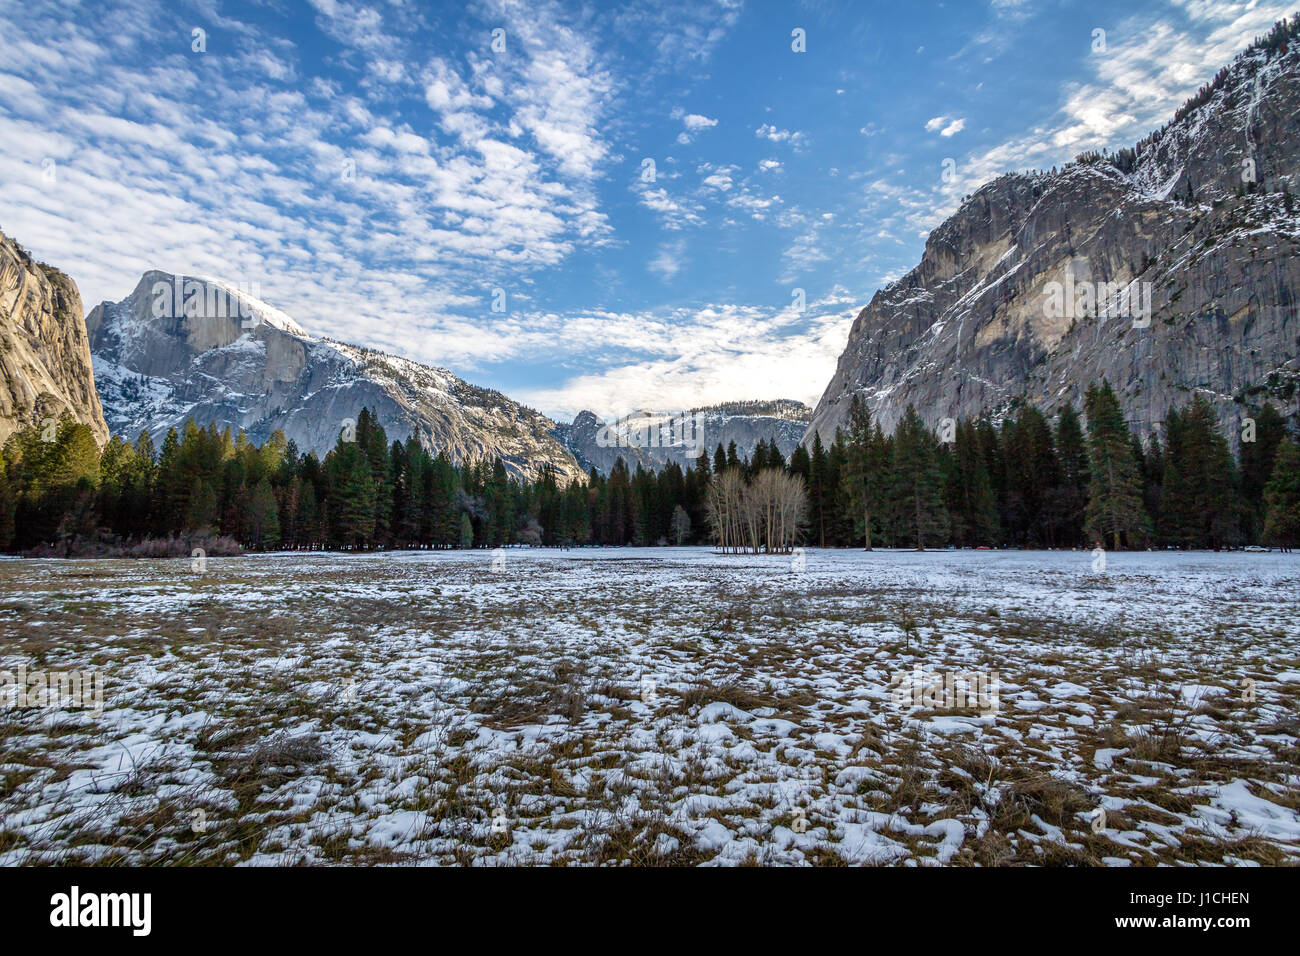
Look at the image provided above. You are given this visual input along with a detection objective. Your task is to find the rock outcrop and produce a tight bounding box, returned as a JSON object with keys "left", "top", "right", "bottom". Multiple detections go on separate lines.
{"left": 0, "top": 230, "right": 108, "bottom": 447}
{"left": 809, "top": 24, "right": 1300, "bottom": 446}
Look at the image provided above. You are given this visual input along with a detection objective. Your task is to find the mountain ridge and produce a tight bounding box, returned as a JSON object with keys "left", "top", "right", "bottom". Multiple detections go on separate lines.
{"left": 808, "top": 18, "right": 1300, "bottom": 447}
{"left": 87, "top": 271, "right": 588, "bottom": 483}
{"left": 552, "top": 401, "right": 810, "bottom": 474}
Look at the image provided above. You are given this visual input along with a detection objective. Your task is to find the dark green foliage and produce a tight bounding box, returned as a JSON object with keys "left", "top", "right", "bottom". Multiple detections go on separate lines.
{"left": 2, "top": 384, "right": 1288, "bottom": 553}
{"left": 1239, "top": 404, "right": 1288, "bottom": 541}
{"left": 1157, "top": 397, "right": 1240, "bottom": 549}
{"left": 1083, "top": 381, "right": 1150, "bottom": 550}
{"left": 1048, "top": 406, "right": 1088, "bottom": 548}
{"left": 889, "top": 406, "right": 949, "bottom": 549}
{"left": 945, "top": 418, "right": 999, "bottom": 547}
{"left": 1263, "top": 438, "right": 1300, "bottom": 551}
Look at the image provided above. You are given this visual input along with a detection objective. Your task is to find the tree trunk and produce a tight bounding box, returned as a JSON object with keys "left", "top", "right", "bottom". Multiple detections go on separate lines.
{"left": 914, "top": 486, "right": 924, "bottom": 551}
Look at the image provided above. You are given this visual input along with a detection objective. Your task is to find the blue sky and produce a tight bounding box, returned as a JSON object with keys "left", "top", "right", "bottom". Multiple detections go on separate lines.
{"left": 0, "top": 0, "right": 1293, "bottom": 421}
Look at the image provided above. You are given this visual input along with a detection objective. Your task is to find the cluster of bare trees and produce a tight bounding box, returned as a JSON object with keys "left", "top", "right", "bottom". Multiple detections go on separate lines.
{"left": 706, "top": 468, "right": 808, "bottom": 553}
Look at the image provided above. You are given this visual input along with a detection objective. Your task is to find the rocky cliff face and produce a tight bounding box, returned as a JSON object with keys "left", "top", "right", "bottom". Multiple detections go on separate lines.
{"left": 88, "top": 271, "right": 586, "bottom": 483}
{"left": 809, "top": 27, "right": 1300, "bottom": 446}
{"left": 555, "top": 400, "right": 811, "bottom": 474}
{"left": 0, "top": 230, "right": 108, "bottom": 448}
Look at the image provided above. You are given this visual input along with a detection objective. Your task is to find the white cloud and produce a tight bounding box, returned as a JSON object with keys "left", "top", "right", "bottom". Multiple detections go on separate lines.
{"left": 755, "top": 123, "right": 808, "bottom": 148}
{"left": 0, "top": 0, "right": 620, "bottom": 335}
{"left": 610, "top": 0, "right": 743, "bottom": 73}
{"left": 899, "top": 1, "right": 1296, "bottom": 234}
{"left": 649, "top": 240, "right": 686, "bottom": 279}
{"left": 493, "top": 0, "right": 616, "bottom": 180}
{"left": 682, "top": 112, "right": 718, "bottom": 131}
{"left": 672, "top": 108, "right": 719, "bottom": 143}
{"left": 517, "top": 299, "right": 860, "bottom": 419}
{"left": 632, "top": 178, "right": 704, "bottom": 230}
{"left": 926, "top": 115, "right": 966, "bottom": 136}
{"left": 699, "top": 163, "right": 737, "bottom": 191}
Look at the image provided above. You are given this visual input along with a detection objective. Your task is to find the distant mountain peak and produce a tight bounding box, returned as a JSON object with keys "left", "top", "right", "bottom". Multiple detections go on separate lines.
{"left": 88, "top": 272, "right": 585, "bottom": 482}
{"left": 553, "top": 399, "right": 811, "bottom": 474}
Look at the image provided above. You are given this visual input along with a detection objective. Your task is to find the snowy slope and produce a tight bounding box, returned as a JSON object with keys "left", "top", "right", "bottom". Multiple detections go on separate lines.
{"left": 555, "top": 400, "right": 811, "bottom": 474}
{"left": 86, "top": 271, "right": 586, "bottom": 482}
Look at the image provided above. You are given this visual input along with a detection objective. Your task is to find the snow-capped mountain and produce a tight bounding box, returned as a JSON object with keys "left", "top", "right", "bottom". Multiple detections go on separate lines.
{"left": 554, "top": 400, "right": 811, "bottom": 474}
{"left": 87, "top": 271, "right": 586, "bottom": 482}
{"left": 809, "top": 23, "right": 1300, "bottom": 445}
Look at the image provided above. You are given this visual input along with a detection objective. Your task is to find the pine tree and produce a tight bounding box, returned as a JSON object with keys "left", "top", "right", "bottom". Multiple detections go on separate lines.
{"left": 280, "top": 476, "right": 300, "bottom": 547}
{"left": 1158, "top": 405, "right": 1192, "bottom": 546}
{"left": 825, "top": 431, "right": 849, "bottom": 546}
{"left": 842, "top": 396, "right": 886, "bottom": 550}
{"left": 1239, "top": 404, "right": 1287, "bottom": 541}
{"left": 356, "top": 409, "right": 393, "bottom": 547}
{"left": 973, "top": 418, "right": 1005, "bottom": 544}
{"left": 388, "top": 440, "right": 408, "bottom": 546}
{"left": 606, "top": 459, "right": 632, "bottom": 544}
{"left": 1159, "top": 397, "right": 1238, "bottom": 548}
{"left": 632, "top": 463, "right": 655, "bottom": 544}
{"left": 1083, "top": 381, "right": 1149, "bottom": 550}
{"left": 789, "top": 444, "right": 810, "bottom": 482}
{"left": 185, "top": 477, "right": 219, "bottom": 532}
{"left": 155, "top": 428, "right": 183, "bottom": 532}
{"left": 948, "top": 418, "right": 999, "bottom": 547}
{"left": 694, "top": 449, "right": 711, "bottom": 478}
{"left": 1050, "top": 406, "right": 1088, "bottom": 547}
{"left": 1262, "top": 437, "right": 1300, "bottom": 551}
{"left": 809, "top": 431, "right": 828, "bottom": 548}
{"left": 890, "top": 406, "right": 950, "bottom": 549}
{"left": 1001, "top": 405, "right": 1058, "bottom": 547}
{"left": 326, "top": 439, "right": 376, "bottom": 548}
{"left": 0, "top": 450, "right": 15, "bottom": 550}
{"left": 485, "top": 458, "right": 512, "bottom": 546}
{"left": 246, "top": 478, "right": 281, "bottom": 549}
{"left": 50, "top": 418, "right": 101, "bottom": 489}
{"left": 768, "top": 444, "right": 787, "bottom": 472}
{"left": 297, "top": 476, "right": 319, "bottom": 549}
{"left": 1140, "top": 433, "right": 1164, "bottom": 536}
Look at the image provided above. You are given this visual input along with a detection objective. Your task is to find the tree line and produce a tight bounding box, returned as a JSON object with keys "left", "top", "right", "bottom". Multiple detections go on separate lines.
{"left": 1, "top": 381, "right": 1298, "bottom": 555}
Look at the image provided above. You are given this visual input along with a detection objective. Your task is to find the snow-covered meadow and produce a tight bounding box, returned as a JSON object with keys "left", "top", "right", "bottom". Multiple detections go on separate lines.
{"left": 1, "top": 547, "right": 1298, "bottom": 866}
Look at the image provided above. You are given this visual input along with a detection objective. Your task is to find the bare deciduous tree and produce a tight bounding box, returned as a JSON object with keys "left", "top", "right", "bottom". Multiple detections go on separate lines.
{"left": 707, "top": 468, "right": 807, "bottom": 554}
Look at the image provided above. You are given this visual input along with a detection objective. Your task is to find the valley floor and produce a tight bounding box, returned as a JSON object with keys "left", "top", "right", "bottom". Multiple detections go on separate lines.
{"left": 1, "top": 547, "right": 1298, "bottom": 866}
